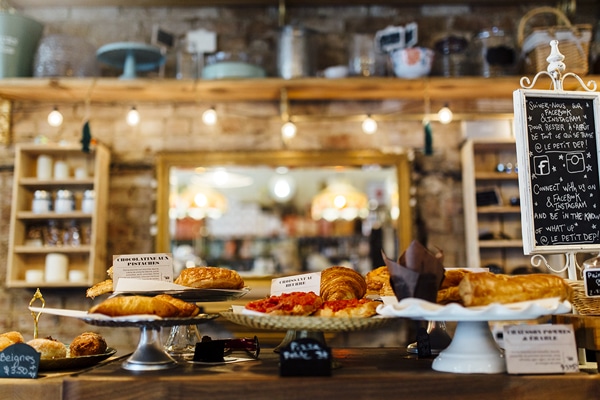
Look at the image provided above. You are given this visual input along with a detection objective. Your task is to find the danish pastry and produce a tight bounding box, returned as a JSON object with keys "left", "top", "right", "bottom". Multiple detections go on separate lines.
{"left": 314, "top": 298, "right": 379, "bottom": 318}
{"left": 245, "top": 291, "right": 323, "bottom": 316}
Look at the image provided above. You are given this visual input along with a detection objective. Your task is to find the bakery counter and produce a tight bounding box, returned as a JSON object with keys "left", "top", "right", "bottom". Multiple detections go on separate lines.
{"left": 12, "top": 347, "right": 595, "bottom": 400}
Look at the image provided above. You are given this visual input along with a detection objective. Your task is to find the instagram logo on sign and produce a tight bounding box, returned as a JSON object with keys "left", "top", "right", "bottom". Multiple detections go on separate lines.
{"left": 566, "top": 153, "right": 585, "bottom": 173}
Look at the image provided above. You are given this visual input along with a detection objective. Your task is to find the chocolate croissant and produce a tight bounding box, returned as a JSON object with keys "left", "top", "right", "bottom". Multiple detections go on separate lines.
{"left": 320, "top": 266, "right": 367, "bottom": 301}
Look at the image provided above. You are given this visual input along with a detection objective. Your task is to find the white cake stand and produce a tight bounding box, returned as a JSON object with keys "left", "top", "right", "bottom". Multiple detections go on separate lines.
{"left": 377, "top": 297, "right": 572, "bottom": 374}
{"left": 96, "top": 42, "right": 164, "bottom": 79}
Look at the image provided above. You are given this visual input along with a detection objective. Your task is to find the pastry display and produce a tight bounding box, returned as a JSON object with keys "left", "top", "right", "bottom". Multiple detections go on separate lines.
{"left": 458, "top": 272, "right": 572, "bottom": 307}
{"left": 436, "top": 268, "right": 472, "bottom": 305}
{"left": 174, "top": 266, "right": 245, "bottom": 290}
{"left": 154, "top": 294, "right": 201, "bottom": 317}
{"left": 245, "top": 291, "right": 323, "bottom": 316}
{"left": 69, "top": 332, "right": 108, "bottom": 357}
{"left": 320, "top": 266, "right": 367, "bottom": 301}
{"left": 27, "top": 337, "right": 68, "bottom": 359}
{"left": 314, "top": 298, "right": 379, "bottom": 318}
{"left": 89, "top": 294, "right": 198, "bottom": 318}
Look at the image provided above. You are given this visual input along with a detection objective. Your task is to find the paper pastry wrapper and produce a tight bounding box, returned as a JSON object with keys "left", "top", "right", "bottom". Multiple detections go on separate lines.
{"left": 383, "top": 240, "right": 445, "bottom": 303}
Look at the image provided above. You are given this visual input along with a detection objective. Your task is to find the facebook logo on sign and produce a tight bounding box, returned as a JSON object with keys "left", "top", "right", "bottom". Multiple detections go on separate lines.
{"left": 534, "top": 155, "right": 550, "bottom": 176}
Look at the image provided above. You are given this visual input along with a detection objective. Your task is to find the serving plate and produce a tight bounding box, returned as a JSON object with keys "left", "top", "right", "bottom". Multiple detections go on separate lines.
{"left": 39, "top": 347, "right": 117, "bottom": 371}
{"left": 220, "top": 311, "right": 391, "bottom": 332}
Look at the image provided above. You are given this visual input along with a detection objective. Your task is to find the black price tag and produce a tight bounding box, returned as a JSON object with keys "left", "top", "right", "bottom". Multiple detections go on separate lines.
{"left": 584, "top": 268, "right": 600, "bottom": 297}
{"left": 0, "top": 343, "right": 40, "bottom": 379}
{"left": 279, "top": 338, "right": 331, "bottom": 377}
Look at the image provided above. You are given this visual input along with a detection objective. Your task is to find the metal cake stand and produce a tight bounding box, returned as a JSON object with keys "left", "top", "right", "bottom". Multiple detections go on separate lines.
{"left": 96, "top": 42, "right": 164, "bottom": 79}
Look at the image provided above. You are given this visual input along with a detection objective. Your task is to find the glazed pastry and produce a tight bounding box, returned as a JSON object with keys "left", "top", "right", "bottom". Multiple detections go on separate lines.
{"left": 88, "top": 294, "right": 181, "bottom": 318}
{"left": 458, "top": 272, "right": 572, "bottom": 307}
{"left": 436, "top": 268, "right": 472, "bottom": 305}
{"left": 86, "top": 278, "right": 113, "bottom": 298}
{"left": 245, "top": 291, "right": 323, "bottom": 316}
{"left": 365, "top": 266, "right": 395, "bottom": 296}
{"left": 27, "top": 337, "right": 67, "bottom": 359}
{"left": 320, "top": 266, "right": 367, "bottom": 301}
{"left": 314, "top": 298, "right": 379, "bottom": 318}
{"left": 69, "top": 332, "right": 107, "bottom": 357}
{"left": 174, "top": 266, "right": 244, "bottom": 290}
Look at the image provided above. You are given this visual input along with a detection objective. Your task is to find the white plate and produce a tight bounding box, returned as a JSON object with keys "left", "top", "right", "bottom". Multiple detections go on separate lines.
{"left": 376, "top": 297, "right": 572, "bottom": 321}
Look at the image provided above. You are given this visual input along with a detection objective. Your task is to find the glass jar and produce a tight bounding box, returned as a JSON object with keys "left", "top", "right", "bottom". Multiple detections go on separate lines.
{"left": 82, "top": 189, "right": 95, "bottom": 213}
{"left": 32, "top": 190, "right": 52, "bottom": 213}
{"left": 471, "top": 27, "right": 517, "bottom": 77}
{"left": 54, "top": 189, "right": 75, "bottom": 213}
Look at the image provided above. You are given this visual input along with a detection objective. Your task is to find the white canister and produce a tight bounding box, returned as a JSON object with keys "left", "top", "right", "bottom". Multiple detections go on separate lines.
{"left": 54, "top": 189, "right": 75, "bottom": 213}
{"left": 68, "top": 270, "right": 86, "bottom": 283}
{"left": 25, "top": 269, "right": 45, "bottom": 283}
{"left": 74, "top": 166, "right": 88, "bottom": 179}
{"left": 45, "top": 253, "right": 69, "bottom": 282}
{"left": 36, "top": 155, "right": 53, "bottom": 180}
{"left": 53, "top": 160, "right": 69, "bottom": 179}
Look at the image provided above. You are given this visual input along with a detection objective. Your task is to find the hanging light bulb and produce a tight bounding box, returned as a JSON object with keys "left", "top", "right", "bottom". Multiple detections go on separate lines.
{"left": 361, "top": 115, "right": 378, "bottom": 134}
{"left": 437, "top": 104, "right": 453, "bottom": 124}
{"left": 281, "top": 120, "right": 297, "bottom": 140}
{"left": 47, "top": 107, "right": 63, "bottom": 127}
{"left": 202, "top": 107, "right": 217, "bottom": 126}
{"left": 126, "top": 106, "right": 140, "bottom": 126}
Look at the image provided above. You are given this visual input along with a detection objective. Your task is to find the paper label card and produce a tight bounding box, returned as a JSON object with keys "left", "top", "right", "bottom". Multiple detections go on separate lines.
{"left": 270, "top": 272, "right": 321, "bottom": 296}
{"left": 503, "top": 324, "right": 579, "bottom": 374}
{"left": 583, "top": 268, "right": 600, "bottom": 297}
{"left": 112, "top": 253, "right": 174, "bottom": 290}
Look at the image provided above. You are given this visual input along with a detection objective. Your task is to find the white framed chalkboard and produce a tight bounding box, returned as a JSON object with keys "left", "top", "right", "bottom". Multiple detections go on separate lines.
{"left": 513, "top": 89, "right": 600, "bottom": 255}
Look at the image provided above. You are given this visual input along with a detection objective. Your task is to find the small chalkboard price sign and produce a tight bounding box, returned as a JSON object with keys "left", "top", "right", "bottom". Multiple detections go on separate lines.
{"left": 0, "top": 343, "right": 40, "bottom": 379}
{"left": 513, "top": 89, "right": 600, "bottom": 255}
{"left": 279, "top": 338, "right": 331, "bottom": 377}
{"left": 583, "top": 268, "right": 600, "bottom": 297}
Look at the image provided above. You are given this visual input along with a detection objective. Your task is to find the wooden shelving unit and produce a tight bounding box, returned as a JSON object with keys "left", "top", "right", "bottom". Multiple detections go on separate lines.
{"left": 462, "top": 137, "right": 532, "bottom": 272}
{"left": 6, "top": 142, "right": 110, "bottom": 288}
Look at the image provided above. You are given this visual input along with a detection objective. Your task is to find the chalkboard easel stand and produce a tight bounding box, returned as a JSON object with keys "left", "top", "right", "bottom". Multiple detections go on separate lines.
{"left": 516, "top": 40, "right": 600, "bottom": 281}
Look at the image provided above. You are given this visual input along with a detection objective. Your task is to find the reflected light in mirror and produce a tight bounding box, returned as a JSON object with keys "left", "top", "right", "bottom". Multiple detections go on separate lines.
{"left": 311, "top": 180, "right": 369, "bottom": 221}
{"left": 192, "top": 167, "right": 253, "bottom": 188}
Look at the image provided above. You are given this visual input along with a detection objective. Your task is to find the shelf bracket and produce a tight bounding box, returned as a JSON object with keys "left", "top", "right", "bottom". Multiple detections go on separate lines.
{"left": 0, "top": 98, "right": 11, "bottom": 146}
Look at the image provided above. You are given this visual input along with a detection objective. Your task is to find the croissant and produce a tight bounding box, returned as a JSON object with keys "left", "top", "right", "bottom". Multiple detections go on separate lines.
{"left": 320, "top": 266, "right": 367, "bottom": 301}
{"left": 458, "top": 272, "right": 572, "bottom": 307}
{"left": 89, "top": 295, "right": 182, "bottom": 318}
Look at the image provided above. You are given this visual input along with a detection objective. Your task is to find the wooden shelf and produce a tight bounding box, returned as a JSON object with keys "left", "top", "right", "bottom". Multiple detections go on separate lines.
{"left": 477, "top": 205, "right": 521, "bottom": 214}
{"left": 14, "top": 245, "right": 92, "bottom": 254}
{"left": 478, "top": 240, "right": 524, "bottom": 248}
{"left": 0, "top": 76, "right": 585, "bottom": 104}
{"left": 475, "top": 172, "right": 519, "bottom": 181}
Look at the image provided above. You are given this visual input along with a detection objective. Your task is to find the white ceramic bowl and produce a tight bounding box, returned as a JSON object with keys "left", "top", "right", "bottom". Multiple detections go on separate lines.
{"left": 389, "top": 47, "right": 434, "bottom": 79}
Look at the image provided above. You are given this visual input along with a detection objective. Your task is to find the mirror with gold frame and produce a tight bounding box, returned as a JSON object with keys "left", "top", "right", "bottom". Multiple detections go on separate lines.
{"left": 156, "top": 150, "right": 413, "bottom": 276}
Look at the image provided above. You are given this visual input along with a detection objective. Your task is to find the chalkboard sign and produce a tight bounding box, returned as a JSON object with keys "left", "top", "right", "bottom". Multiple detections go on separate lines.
{"left": 0, "top": 343, "right": 40, "bottom": 379}
{"left": 513, "top": 89, "right": 600, "bottom": 254}
{"left": 583, "top": 268, "right": 600, "bottom": 297}
{"left": 279, "top": 338, "right": 331, "bottom": 377}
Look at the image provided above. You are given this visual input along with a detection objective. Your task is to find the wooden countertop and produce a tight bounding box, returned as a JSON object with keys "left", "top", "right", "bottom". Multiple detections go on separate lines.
{"left": 18, "top": 347, "right": 589, "bottom": 400}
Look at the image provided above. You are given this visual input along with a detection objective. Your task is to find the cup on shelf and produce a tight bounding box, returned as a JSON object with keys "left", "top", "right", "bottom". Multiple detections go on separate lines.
{"left": 45, "top": 253, "right": 68, "bottom": 282}
{"left": 36, "top": 154, "right": 53, "bottom": 180}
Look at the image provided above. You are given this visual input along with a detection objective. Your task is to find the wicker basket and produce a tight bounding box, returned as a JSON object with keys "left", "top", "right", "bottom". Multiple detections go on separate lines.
{"left": 518, "top": 6, "right": 592, "bottom": 75}
{"left": 568, "top": 280, "right": 600, "bottom": 316}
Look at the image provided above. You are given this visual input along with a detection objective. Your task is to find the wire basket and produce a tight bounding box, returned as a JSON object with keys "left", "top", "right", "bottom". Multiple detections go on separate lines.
{"left": 518, "top": 6, "right": 592, "bottom": 76}
{"left": 568, "top": 280, "right": 600, "bottom": 316}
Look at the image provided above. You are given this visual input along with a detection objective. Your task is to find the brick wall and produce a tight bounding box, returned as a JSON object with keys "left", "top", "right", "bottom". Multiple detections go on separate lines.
{"left": 0, "top": 2, "right": 593, "bottom": 350}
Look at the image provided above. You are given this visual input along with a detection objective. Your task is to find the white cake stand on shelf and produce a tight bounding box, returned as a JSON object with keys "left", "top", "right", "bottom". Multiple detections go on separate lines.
{"left": 96, "top": 42, "right": 164, "bottom": 79}
{"left": 377, "top": 297, "right": 572, "bottom": 374}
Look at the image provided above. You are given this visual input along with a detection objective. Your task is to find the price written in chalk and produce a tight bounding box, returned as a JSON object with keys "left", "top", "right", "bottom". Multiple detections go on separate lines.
{"left": 583, "top": 268, "right": 600, "bottom": 297}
